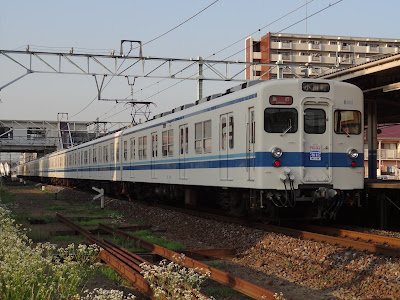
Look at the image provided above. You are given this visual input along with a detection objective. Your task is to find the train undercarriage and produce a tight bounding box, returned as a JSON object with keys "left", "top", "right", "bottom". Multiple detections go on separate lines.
{"left": 22, "top": 176, "right": 362, "bottom": 222}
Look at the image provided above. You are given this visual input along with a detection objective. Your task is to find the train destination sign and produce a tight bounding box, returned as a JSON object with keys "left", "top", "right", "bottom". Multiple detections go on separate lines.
{"left": 302, "top": 82, "right": 330, "bottom": 92}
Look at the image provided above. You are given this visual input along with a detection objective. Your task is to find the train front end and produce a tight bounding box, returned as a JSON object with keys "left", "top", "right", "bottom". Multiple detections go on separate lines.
{"left": 257, "top": 79, "right": 364, "bottom": 219}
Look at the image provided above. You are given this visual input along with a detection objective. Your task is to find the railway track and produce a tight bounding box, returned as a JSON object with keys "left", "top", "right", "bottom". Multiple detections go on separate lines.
{"left": 153, "top": 203, "right": 400, "bottom": 257}
{"left": 55, "top": 213, "right": 282, "bottom": 300}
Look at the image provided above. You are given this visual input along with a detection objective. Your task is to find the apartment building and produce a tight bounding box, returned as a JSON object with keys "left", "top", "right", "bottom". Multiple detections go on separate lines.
{"left": 364, "top": 125, "right": 400, "bottom": 179}
{"left": 245, "top": 32, "right": 400, "bottom": 80}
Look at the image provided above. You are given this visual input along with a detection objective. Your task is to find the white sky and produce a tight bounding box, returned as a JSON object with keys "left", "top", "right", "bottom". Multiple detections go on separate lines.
{"left": 1, "top": 0, "right": 399, "bottom": 124}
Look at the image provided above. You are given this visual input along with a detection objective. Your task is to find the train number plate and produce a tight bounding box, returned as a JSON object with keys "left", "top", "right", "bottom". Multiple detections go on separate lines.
{"left": 310, "top": 144, "right": 321, "bottom": 161}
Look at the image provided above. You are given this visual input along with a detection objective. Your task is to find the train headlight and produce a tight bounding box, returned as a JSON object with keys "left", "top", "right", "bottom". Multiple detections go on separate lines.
{"left": 271, "top": 147, "right": 283, "bottom": 159}
{"left": 347, "top": 149, "right": 359, "bottom": 159}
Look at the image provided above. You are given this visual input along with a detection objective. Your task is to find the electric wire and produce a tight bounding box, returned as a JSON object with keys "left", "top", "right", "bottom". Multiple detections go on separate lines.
{"left": 70, "top": 0, "right": 220, "bottom": 120}
{"left": 102, "top": 0, "right": 328, "bottom": 119}
{"left": 92, "top": 0, "right": 344, "bottom": 122}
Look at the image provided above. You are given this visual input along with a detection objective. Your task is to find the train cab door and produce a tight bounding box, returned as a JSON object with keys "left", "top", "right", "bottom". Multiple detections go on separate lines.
{"left": 219, "top": 113, "right": 234, "bottom": 181}
{"left": 179, "top": 124, "right": 188, "bottom": 180}
{"left": 151, "top": 132, "right": 158, "bottom": 179}
{"left": 246, "top": 108, "right": 256, "bottom": 181}
{"left": 301, "top": 98, "right": 332, "bottom": 183}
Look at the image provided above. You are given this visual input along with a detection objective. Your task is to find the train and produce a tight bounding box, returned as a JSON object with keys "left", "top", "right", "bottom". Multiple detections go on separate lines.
{"left": 17, "top": 78, "right": 364, "bottom": 220}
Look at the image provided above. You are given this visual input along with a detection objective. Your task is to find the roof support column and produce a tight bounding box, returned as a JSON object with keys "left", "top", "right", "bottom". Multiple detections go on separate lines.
{"left": 367, "top": 101, "right": 377, "bottom": 179}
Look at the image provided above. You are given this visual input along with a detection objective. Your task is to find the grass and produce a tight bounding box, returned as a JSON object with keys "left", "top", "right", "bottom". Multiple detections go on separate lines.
{"left": 129, "top": 230, "right": 186, "bottom": 251}
{"left": 51, "top": 235, "right": 85, "bottom": 243}
{"left": 47, "top": 205, "right": 67, "bottom": 211}
{"left": 0, "top": 186, "right": 15, "bottom": 203}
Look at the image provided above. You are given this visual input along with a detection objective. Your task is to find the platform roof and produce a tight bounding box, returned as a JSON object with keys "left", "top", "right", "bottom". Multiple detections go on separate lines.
{"left": 320, "top": 53, "right": 400, "bottom": 124}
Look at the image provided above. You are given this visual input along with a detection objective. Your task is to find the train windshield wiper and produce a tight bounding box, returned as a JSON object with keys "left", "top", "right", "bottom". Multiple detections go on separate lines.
{"left": 281, "top": 119, "right": 292, "bottom": 136}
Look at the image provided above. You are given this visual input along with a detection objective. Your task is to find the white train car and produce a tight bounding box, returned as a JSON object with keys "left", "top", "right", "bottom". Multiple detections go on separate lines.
{"left": 17, "top": 78, "right": 364, "bottom": 219}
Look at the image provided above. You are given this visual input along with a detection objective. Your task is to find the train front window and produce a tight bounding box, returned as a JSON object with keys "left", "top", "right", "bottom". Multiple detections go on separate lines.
{"left": 264, "top": 108, "right": 298, "bottom": 133}
{"left": 304, "top": 109, "right": 326, "bottom": 134}
{"left": 334, "top": 110, "right": 361, "bottom": 135}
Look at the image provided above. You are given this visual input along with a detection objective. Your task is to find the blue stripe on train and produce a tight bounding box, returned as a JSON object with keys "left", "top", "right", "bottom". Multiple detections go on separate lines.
{"left": 48, "top": 152, "right": 363, "bottom": 173}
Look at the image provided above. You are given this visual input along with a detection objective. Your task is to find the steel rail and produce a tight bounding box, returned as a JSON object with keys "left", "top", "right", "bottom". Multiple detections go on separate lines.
{"left": 55, "top": 213, "right": 154, "bottom": 298}
{"left": 301, "top": 225, "right": 400, "bottom": 248}
{"left": 260, "top": 224, "right": 400, "bottom": 257}
{"left": 99, "top": 223, "right": 279, "bottom": 300}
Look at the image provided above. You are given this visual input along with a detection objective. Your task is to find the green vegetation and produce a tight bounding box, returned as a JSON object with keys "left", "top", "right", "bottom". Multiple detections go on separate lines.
{"left": 47, "top": 205, "right": 67, "bottom": 211}
{"left": 0, "top": 186, "right": 15, "bottom": 204}
{"left": 0, "top": 205, "right": 100, "bottom": 299}
{"left": 129, "top": 230, "right": 186, "bottom": 251}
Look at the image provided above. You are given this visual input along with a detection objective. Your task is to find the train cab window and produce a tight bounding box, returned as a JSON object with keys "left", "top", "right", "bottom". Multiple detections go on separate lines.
{"left": 123, "top": 140, "right": 128, "bottom": 161}
{"left": 334, "top": 110, "right": 361, "bottom": 135}
{"left": 304, "top": 109, "right": 326, "bottom": 134}
{"left": 264, "top": 108, "right": 298, "bottom": 133}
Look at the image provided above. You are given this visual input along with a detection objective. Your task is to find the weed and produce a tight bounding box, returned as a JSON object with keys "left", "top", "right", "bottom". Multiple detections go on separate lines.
{"left": 130, "top": 230, "right": 186, "bottom": 251}
{"left": 47, "top": 205, "right": 67, "bottom": 211}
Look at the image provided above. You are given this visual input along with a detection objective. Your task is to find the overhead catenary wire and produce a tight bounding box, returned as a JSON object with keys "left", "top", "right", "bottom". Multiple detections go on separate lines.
{"left": 98, "top": 0, "right": 345, "bottom": 121}
{"left": 70, "top": 0, "right": 220, "bottom": 119}
{"left": 100, "top": 0, "right": 324, "bottom": 120}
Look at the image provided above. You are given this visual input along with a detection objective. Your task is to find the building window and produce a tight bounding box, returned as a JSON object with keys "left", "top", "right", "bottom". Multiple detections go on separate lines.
{"left": 253, "top": 41, "right": 260, "bottom": 52}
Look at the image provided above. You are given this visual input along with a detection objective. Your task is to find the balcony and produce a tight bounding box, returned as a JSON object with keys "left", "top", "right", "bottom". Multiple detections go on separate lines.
{"left": 380, "top": 149, "right": 400, "bottom": 159}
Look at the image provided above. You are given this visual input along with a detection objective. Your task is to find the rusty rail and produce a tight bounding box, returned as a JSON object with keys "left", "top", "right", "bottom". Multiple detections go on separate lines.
{"left": 260, "top": 224, "right": 400, "bottom": 257}
{"left": 56, "top": 213, "right": 154, "bottom": 298}
{"left": 302, "top": 225, "right": 400, "bottom": 248}
{"left": 56, "top": 213, "right": 210, "bottom": 299}
{"left": 99, "top": 223, "right": 279, "bottom": 300}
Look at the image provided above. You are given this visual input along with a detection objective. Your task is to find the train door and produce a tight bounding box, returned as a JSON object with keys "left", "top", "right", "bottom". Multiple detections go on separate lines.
{"left": 151, "top": 132, "right": 158, "bottom": 179}
{"left": 179, "top": 124, "right": 188, "bottom": 180}
{"left": 130, "top": 137, "right": 135, "bottom": 178}
{"left": 246, "top": 108, "right": 256, "bottom": 181}
{"left": 219, "top": 113, "right": 234, "bottom": 181}
{"left": 302, "top": 98, "right": 332, "bottom": 183}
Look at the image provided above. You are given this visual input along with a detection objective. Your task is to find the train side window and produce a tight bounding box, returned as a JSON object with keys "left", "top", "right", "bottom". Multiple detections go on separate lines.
{"left": 195, "top": 122, "right": 203, "bottom": 154}
{"left": 98, "top": 146, "right": 102, "bottom": 164}
{"left": 221, "top": 117, "right": 227, "bottom": 150}
{"left": 130, "top": 138, "right": 135, "bottom": 160}
{"left": 123, "top": 140, "right": 128, "bottom": 161}
{"left": 334, "top": 110, "right": 361, "bottom": 135}
{"left": 195, "top": 120, "right": 212, "bottom": 154}
{"left": 110, "top": 143, "right": 114, "bottom": 163}
{"left": 229, "top": 116, "right": 234, "bottom": 149}
{"left": 104, "top": 145, "right": 108, "bottom": 163}
{"left": 162, "top": 130, "right": 174, "bottom": 157}
{"left": 152, "top": 133, "right": 158, "bottom": 157}
{"left": 143, "top": 136, "right": 148, "bottom": 159}
{"left": 116, "top": 140, "right": 120, "bottom": 163}
{"left": 204, "top": 120, "right": 212, "bottom": 153}
{"left": 139, "top": 136, "right": 147, "bottom": 160}
{"left": 304, "top": 108, "right": 326, "bottom": 134}
{"left": 264, "top": 108, "right": 298, "bottom": 133}
{"left": 93, "top": 148, "right": 97, "bottom": 163}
